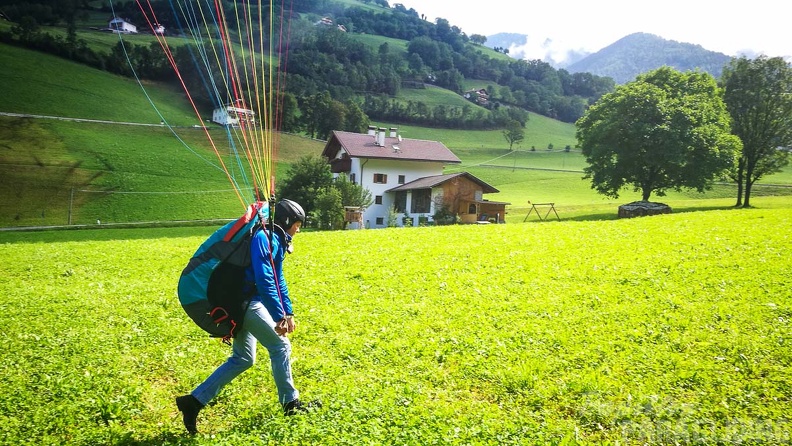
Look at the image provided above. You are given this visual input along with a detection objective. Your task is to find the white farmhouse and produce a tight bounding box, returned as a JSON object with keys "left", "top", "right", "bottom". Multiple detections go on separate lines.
{"left": 108, "top": 17, "right": 137, "bottom": 34}
{"left": 212, "top": 104, "right": 256, "bottom": 127}
{"left": 322, "top": 127, "right": 509, "bottom": 228}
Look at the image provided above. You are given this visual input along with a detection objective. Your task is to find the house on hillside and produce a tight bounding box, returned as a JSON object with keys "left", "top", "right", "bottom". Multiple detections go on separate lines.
{"left": 212, "top": 102, "right": 255, "bottom": 127}
{"left": 464, "top": 88, "right": 489, "bottom": 105}
{"left": 314, "top": 16, "right": 346, "bottom": 32}
{"left": 322, "top": 127, "right": 509, "bottom": 228}
{"left": 108, "top": 17, "right": 137, "bottom": 34}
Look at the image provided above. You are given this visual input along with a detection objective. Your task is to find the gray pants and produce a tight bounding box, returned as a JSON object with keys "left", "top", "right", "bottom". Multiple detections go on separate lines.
{"left": 192, "top": 301, "right": 299, "bottom": 405}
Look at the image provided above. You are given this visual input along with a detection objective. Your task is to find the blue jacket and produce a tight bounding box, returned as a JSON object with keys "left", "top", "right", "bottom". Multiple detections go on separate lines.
{"left": 246, "top": 226, "right": 293, "bottom": 321}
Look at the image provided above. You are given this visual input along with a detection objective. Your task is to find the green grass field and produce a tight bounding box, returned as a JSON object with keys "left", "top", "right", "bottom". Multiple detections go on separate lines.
{"left": 0, "top": 208, "right": 789, "bottom": 444}
{"left": 397, "top": 84, "right": 482, "bottom": 108}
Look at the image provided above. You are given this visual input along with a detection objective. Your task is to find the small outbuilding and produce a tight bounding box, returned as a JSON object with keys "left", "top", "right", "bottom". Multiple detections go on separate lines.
{"left": 108, "top": 17, "right": 137, "bottom": 34}
{"left": 212, "top": 103, "right": 256, "bottom": 127}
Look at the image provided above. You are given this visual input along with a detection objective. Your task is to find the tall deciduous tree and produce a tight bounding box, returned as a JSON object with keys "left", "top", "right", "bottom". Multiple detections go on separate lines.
{"left": 312, "top": 187, "right": 344, "bottom": 230}
{"left": 576, "top": 67, "right": 740, "bottom": 201}
{"left": 299, "top": 91, "right": 348, "bottom": 140}
{"left": 342, "top": 100, "right": 369, "bottom": 134}
{"left": 502, "top": 119, "right": 525, "bottom": 150}
{"left": 469, "top": 34, "right": 487, "bottom": 45}
{"left": 277, "top": 154, "right": 333, "bottom": 224}
{"left": 333, "top": 175, "right": 372, "bottom": 209}
{"left": 279, "top": 159, "right": 372, "bottom": 230}
{"left": 720, "top": 56, "right": 792, "bottom": 207}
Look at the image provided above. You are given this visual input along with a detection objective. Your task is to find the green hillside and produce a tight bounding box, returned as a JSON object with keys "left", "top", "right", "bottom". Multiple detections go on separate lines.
{"left": 0, "top": 42, "right": 195, "bottom": 124}
{"left": 0, "top": 41, "right": 576, "bottom": 227}
{"left": 0, "top": 43, "right": 324, "bottom": 227}
{"left": 1, "top": 42, "right": 790, "bottom": 228}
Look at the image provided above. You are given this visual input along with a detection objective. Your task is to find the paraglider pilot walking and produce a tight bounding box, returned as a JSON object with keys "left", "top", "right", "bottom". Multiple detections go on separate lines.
{"left": 176, "top": 199, "right": 319, "bottom": 434}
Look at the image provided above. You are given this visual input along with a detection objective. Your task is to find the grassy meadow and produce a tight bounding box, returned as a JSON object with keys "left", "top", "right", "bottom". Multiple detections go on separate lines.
{"left": 0, "top": 43, "right": 196, "bottom": 125}
{"left": 0, "top": 208, "right": 790, "bottom": 445}
{"left": 0, "top": 115, "right": 323, "bottom": 227}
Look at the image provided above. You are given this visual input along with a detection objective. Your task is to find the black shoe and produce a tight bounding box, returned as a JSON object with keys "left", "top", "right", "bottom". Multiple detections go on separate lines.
{"left": 176, "top": 394, "right": 203, "bottom": 434}
{"left": 283, "top": 398, "right": 322, "bottom": 416}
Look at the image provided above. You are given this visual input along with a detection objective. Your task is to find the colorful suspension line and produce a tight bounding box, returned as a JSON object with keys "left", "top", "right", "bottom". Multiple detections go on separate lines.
{"left": 114, "top": 0, "right": 294, "bottom": 207}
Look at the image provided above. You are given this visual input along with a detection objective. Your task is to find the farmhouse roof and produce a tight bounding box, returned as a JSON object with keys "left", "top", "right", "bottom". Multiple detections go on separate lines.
{"left": 388, "top": 172, "right": 499, "bottom": 193}
{"left": 322, "top": 130, "right": 461, "bottom": 164}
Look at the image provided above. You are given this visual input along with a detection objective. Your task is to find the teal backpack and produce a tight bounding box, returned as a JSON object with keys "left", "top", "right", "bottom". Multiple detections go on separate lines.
{"left": 177, "top": 201, "right": 269, "bottom": 342}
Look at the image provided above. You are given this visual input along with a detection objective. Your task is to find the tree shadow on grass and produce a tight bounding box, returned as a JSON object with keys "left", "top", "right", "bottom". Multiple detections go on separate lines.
{"left": 117, "top": 435, "right": 188, "bottom": 446}
{"left": 82, "top": 431, "right": 199, "bottom": 446}
{"left": 670, "top": 204, "right": 741, "bottom": 214}
{"left": 0, "top": 224, "right": 219, "bottom": 244}
{"left": 558, "top": 212, "right": 620, "bottom": 222}
{"left": 556, "top": 204, "right": 740, "bottom": 222}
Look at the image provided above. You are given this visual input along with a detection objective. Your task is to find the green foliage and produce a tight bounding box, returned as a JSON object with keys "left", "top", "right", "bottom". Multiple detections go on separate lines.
{"left": 299, "top": 91, "right": 369, "bottom": 140}
{"left": 277, "top": 155, "right": 334, "bottom": 223}
{"left": 431, "top": 202, "right": 456, "bottom": 225}
{"left": 311, "top": 187, "right": 344, "bottom": 230}
{"left": 576, "top": 67, "right": 741, "bottom": 201}
{"left": 283, "top": 164, "right": 372, "bottom": 231}
{"left": 343, "top": 99, "right": 370, "bottom": 134}
{"left": 721, "top": 56, "right": 792, "bottom": 207}
{"left": 502, "top": 119, "right": 525, "bottom": 150}
{"left": 0, "top": 208, "right": 790, "bottom": 444}
{"left": 386, "top": 205, "right": 400, "bottom": 227}
{"left": 333, "top": 175, "right": 372, "bottom": 208}
{"left": 382, "top": 112, "right": 576, "bottom": 150}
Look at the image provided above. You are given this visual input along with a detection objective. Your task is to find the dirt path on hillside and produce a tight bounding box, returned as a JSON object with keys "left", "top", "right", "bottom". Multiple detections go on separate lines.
{"left": 0, "top": 112, "right": 197, "bottom": 128}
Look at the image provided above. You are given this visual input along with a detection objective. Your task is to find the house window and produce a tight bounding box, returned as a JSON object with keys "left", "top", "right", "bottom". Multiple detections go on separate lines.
{"left": 350, "top": 173, "right": 356, "bottom": 184}
{"left": 373, "top": 173, "right": 388, "bottom": 184}
{"left": 394, "top": 191, "right": 407, "bottom": 213}
{"left": 411, "top": 189, "right": 431, "bottom": 214}
{"left": 375, "top": 217, "right": 384, "bottom": 226}
{"left": 375, "top": 195, "right": 383, "bottom": 205}
{"left": 468, "top": 203, "right": 476, "bottom": 214}
{"left": 398, "top": 175, "right": 406, "bottom": 184}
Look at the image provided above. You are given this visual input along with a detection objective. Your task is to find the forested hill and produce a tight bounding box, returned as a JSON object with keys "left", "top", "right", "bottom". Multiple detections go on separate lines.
{"left": 565, "top": 32, "right": 732, "bottom": 84}
{"left": 0, "top": 0, "right": 615, "bottom": 131}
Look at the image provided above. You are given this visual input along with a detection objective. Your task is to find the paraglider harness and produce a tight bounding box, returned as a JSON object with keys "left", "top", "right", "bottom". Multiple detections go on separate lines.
{"left": 177, "top": 196, "right": 280, "bottom": 344}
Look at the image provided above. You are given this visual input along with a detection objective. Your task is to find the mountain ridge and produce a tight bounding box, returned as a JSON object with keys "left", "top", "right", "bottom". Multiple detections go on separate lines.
{"left": 488, "top": 31, "right": 733, "bottom": 84}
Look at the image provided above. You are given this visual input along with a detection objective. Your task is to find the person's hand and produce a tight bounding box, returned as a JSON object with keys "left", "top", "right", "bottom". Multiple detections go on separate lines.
{"left": 285, "top": 315, "right": 296, "bottom": 333}
{"left": 275, "top": 316, "right": 296, "bottom": 336}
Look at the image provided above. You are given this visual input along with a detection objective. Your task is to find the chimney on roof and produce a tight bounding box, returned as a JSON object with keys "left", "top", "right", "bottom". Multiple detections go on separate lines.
{"left": 389, "top": 127, "right": 398, "bottom": 138}
{"left": 377, "top": 127, "right": 386, "bottom": 147}
{"left": 367, "top": 125, "right": 376, "bottom": 136}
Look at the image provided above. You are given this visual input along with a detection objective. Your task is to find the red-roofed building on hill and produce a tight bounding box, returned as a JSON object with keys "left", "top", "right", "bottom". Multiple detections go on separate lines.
{"left": 322, "top": 127, "right": 509, "bottom": 228}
